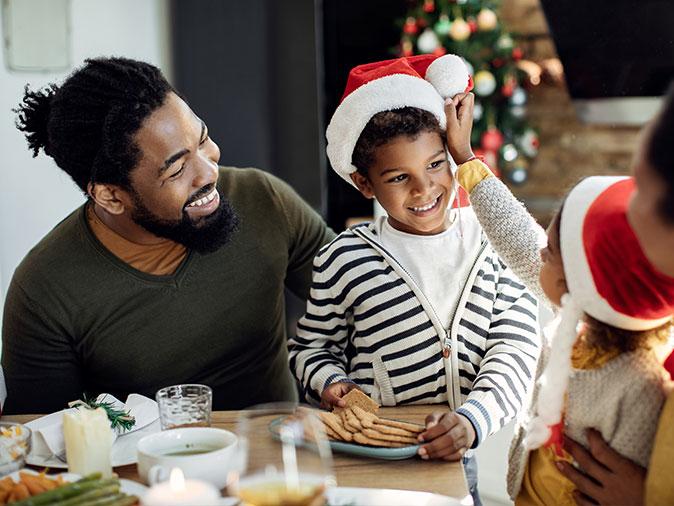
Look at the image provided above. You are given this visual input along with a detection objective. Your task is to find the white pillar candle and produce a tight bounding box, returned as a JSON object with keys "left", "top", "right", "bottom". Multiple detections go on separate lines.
{"left": 62, "top": 407, "right": 113, "bottom": 478}
{"left": 142, "top": 468, "right": 221, "bottom": 506}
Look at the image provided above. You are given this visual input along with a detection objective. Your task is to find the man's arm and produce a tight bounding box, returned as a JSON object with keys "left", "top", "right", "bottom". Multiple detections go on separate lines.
{"left": 2, "top": 279, "right": 83, "bottom": 414}
{"left": 261, "top": 172, "right": 336, "bottom": 300}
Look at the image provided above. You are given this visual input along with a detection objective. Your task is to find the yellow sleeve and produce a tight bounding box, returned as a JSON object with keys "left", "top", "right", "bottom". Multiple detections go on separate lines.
{"left": 456, "top": 158, "right": 495, "bottom": 194}
{"left": 646, "top": 390, "right": 674, "bottom": 506}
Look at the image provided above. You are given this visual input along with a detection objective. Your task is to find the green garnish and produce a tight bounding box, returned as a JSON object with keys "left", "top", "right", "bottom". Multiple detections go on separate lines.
{"left": 68, "top": 395, "right": 136, "bottom": 432}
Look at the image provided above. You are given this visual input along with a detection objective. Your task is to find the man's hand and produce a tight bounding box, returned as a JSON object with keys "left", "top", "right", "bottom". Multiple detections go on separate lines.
{"left": 417, "top": 411, "right": 476, "bottom": 461}
{"left": 320, "top": 381, "right": 359, "bottom": 409}
{"left": 557, "top": 430, "right": 646, "bottom": 506}
{"left": 445, "top": 92, "right": 475, "bottom": 165}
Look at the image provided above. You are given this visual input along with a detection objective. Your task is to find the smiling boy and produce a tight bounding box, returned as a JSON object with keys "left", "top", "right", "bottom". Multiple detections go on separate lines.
{"left": 288, "top": 54, "right": 540, "bottom": 503}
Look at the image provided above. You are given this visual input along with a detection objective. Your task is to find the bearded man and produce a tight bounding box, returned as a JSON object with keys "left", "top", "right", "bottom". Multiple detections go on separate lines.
{"left": 3, "top": 57, "right": 334, "bottom": 413}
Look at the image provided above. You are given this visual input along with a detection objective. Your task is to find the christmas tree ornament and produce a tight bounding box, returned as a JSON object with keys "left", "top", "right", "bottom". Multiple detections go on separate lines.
{"left": 417, "top": 17, "right": 428, "bottom": 29}
{"left": 433, "top": 46, "right": 447, "bottom": 56}
{"left": 401, "top": 38, "right": 414, "bottom": 57}
{"left": 423, "top": 0, "right": 435, "bottom": 13}
{"left": 403, "top": 17, "right": 418, "bottom": 35}
{"left": 417, "top": 28, "right": 441, "bottom": 53}
{"left": 481, "top": 126, "right": 504, "bottom": 151}
{"left": 501, "top": 143, "right": 519, "bottom": 162}
{"left": 467, "top": 17, "right": 478, "bottom": 33}
{"left": 434, "top": 14, "right": 452, "bottom": 36}
{"left": 510, "top": 87, "right": 528, "bottom": 106}
{"left": 512, "top": 47, "right": 524, "bottom": 61}
{"left": 496, "top": 34, "right": 514, "bottom": 52}
{"left": 449, "top": 17, "right": 471, "bottom": 41}
{"left": 473, "top": 101, "right": 483, "bottom": 121}
{"left": 506, "top": 159, "right": 529, "bottom": 185}
{"left": 477, "top": 8, "right": 498, "bottom": 31}
{"left": 519, "top": 128, "right": 540, "bottom": 157}
{"left": 510, "top": 105, "right": 527, "bottom": 119}
{"left": 474, "top": 70, "right": 497, "bottom": 96}
{"left": 501, "top": 82, "right": 515, "bottom": 97}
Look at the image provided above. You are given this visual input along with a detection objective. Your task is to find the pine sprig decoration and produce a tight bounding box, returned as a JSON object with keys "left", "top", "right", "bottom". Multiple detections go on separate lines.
{"left": 69, "top": 395, "right": 136, "bottom": 432}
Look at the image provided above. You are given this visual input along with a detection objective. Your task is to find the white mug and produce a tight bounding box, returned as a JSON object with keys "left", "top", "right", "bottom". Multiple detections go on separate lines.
{"left": 137, "top": 427, "right": 239, "bottom": 489}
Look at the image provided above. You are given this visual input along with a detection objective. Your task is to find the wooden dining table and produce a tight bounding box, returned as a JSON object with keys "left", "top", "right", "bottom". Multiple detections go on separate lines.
{"left": 5, "top": 405, "right": 469, "bottom": 501}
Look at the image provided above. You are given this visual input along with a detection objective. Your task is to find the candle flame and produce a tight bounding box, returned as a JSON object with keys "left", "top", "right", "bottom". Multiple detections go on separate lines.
{"left": 169, "top": 467, "right": 186, "bottom": 492}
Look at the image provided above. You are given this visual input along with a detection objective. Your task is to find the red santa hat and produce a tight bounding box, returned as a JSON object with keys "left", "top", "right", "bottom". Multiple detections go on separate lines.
{"left": 526, "top": 176, "right": 674, "bottom": 451}
{"left": 326, "top": 54, "right": 472, "bottom": 187}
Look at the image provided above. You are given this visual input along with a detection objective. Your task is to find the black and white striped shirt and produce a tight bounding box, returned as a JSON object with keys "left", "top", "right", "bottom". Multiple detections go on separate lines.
{"left": 288, "top": 214, "right": 540, "bottom": 446}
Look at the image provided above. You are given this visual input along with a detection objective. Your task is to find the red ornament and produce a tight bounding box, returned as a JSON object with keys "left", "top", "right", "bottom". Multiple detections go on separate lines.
{"left": 501, "top": 83, "right": 515, "bottom": 97}
{"left": 481, "top": 127, "right": 505, "bottom": 152}
{"left": 423, "top": 0, "right": 435, "bottom": 13}
{"left": 433, "top": 46, "right": 447, "bottom": 57}
{"left": 468, "top": 18, "right": 478, "bottom": 33}
{"left": 512, "top": 47, "right": 524, "bottom": 61}
{"left": 492, "top": 58, "right": 504, "bottom": 68}
{"left": 403, "top": 17, "right": 418, "bottom": 35}
{"left": 417, "top": 17, "right": 428, "bottom": 29}
{"left": 401, "top": 39, "right": 414, "bottom": 57}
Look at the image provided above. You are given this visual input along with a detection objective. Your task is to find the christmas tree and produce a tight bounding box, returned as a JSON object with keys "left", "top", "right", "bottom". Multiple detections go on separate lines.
{"left": 397, "top": 0, "right": 539, "bottom": 184}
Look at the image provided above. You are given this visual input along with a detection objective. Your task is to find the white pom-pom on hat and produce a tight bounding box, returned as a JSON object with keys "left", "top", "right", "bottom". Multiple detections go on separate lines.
{"left": 425, "top": 54, "right": 471, "bottom": 99}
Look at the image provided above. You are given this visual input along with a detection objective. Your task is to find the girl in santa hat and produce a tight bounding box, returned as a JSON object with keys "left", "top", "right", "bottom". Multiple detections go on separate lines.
{"left": 447, "top": 93, "right": 674, "bottom": 505}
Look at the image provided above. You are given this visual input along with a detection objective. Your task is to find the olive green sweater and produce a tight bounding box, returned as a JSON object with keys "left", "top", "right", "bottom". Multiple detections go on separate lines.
{"left": 2, "top": 167, "right": 335, "bottom": 414}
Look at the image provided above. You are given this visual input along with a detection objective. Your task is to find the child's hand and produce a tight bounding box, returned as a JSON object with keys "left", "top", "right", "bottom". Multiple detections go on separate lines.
{"left": 320, "top": 381, "right": 360, "bottom": 409}
{"left": 445, "top": 92, "right": 475, "bottom": 165}
{"left": 417, "top": 411, "right": 476, "bottom": 461}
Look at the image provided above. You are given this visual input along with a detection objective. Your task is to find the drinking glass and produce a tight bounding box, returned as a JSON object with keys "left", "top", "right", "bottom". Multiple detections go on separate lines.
{"left": 228, "top": 403, "right": 335, "bottom": 506}
{"left": 156, "top": 384, "right": 212, "bottom": 430}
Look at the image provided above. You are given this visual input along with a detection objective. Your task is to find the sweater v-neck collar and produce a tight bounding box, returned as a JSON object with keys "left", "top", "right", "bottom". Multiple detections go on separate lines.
{"left": 78, "top": 205, "right": 195, "bottom": 286}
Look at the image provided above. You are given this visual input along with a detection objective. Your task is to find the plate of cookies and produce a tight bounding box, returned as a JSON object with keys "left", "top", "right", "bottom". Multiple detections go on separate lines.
{"left": 271, "top": 391, "right": 424, "bottom": 460}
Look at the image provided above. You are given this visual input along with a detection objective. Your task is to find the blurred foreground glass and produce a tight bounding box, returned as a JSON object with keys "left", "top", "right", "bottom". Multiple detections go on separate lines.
{"left": 228, "top": 403, "right": 335, "bottom": 506}
{"left": 156, "top": 384, "right": 212, "bottom": 430}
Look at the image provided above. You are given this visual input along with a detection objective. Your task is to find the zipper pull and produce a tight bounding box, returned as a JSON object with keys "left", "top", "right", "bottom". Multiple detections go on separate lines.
{"left": 442, "top": 347, "right": 450, "bottom": 359}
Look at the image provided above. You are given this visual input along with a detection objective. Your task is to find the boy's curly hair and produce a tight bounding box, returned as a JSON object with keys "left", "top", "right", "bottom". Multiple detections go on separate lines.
{"left": 351, "top": 107, "right": 442, "bottom": 175}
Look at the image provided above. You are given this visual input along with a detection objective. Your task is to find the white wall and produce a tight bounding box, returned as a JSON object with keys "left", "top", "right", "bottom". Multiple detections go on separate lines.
{"left": 0, "top": 0, "right": 172, "bottom": 331}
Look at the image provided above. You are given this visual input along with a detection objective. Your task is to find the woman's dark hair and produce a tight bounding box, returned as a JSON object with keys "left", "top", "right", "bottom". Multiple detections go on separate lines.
{"left": 351, "top": 107, "right": 442, "bottom": 175}
{"left": 14, "top": 57, "right": 174, "bottom": 193}
{"left": 647, "top": 82, "right": 674, "bottom": 223}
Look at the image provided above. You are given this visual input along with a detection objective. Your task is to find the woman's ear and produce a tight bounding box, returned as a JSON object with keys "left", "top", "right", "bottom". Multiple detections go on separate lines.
{"left": 350, "top": 171, "right": 375, "bottom": 199}
{"left": 87, "top": 182, "right": 129, "bottom": 216}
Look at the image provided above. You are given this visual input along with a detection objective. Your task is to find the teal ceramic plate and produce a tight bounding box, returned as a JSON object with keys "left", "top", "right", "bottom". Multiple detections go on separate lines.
{"left": 269, "top": 416, "right": 420, "bottom": 461}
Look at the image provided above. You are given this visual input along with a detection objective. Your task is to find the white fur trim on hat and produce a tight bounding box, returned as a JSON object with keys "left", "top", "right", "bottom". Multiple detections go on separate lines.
{"left": 525, "top": 293, "right": 583, "bottom": 450}
{"left": 560, "top": 176, "right": 672, "bottom": 331}
{"left": 326, "top": 74, "right": 446, "bottom": 187}
{"left": 425, "top": 54, "right": 470, "bottom": 99}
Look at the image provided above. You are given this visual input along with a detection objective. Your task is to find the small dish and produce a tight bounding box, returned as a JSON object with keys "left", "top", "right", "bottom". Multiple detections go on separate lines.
{"left": 0, "top": 422, "right": 31, "bottom": 476}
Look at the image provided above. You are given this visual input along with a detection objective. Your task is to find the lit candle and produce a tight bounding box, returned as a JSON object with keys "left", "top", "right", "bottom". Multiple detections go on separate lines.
{"left": 63, "top": 407, "right": 113, "bottom": 478}
{"left": 142, "top": 468, "right": 221, "bottom": 506}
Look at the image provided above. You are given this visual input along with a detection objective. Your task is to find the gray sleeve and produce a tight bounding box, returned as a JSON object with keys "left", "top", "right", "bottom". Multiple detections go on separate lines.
{"left": 470, "top": 177, "right": 549, "bottom": 304}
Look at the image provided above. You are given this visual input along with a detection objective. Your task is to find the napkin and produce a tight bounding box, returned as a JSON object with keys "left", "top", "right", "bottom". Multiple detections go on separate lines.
{"left": 26, "top": 393, "right": 158, "bottom": 460}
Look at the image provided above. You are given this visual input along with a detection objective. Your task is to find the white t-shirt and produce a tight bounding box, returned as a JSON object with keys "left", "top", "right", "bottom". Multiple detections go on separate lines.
{"left": 378, "top": 207, "right": 483, "bottom": 329}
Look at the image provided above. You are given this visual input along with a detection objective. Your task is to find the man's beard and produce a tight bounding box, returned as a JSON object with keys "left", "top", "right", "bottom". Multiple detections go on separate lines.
{"left": 130, "top": 188, "right": 239, "bottom": 254}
